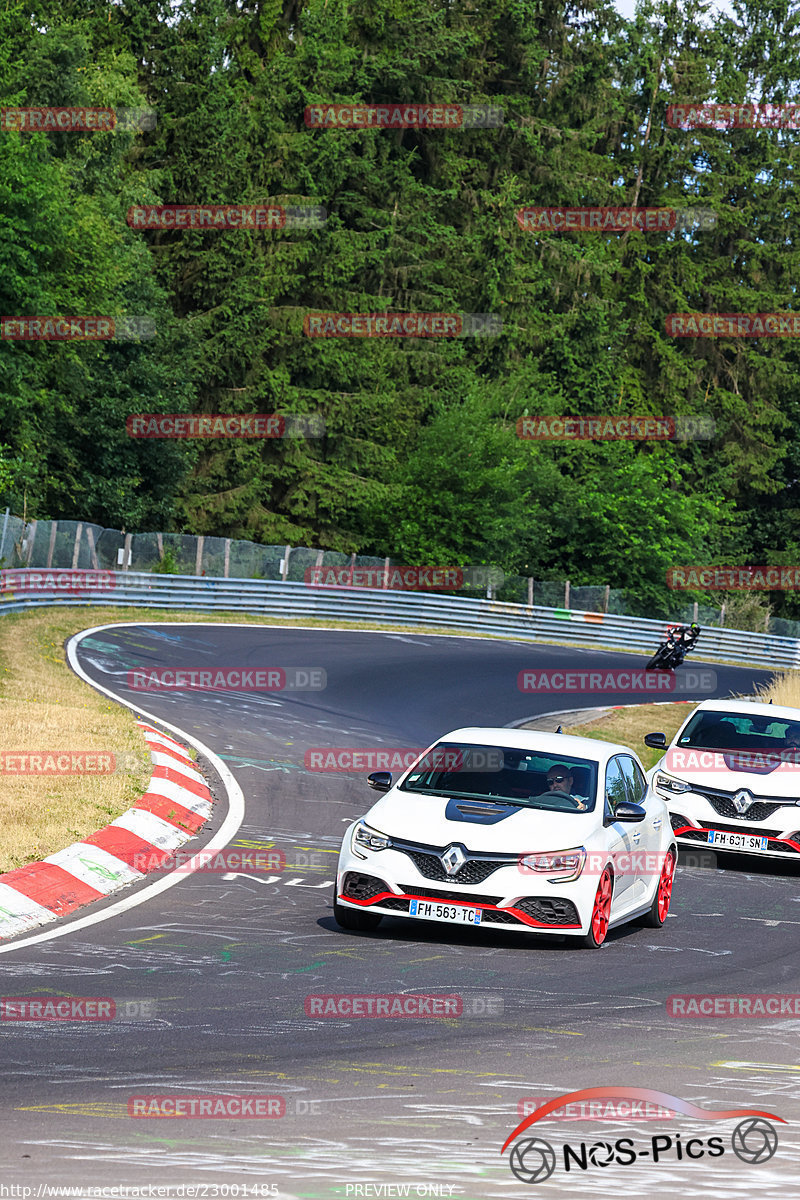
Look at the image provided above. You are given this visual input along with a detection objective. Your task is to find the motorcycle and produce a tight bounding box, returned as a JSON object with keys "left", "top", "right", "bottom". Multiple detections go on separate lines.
{"left": 646, "top": 623, "right": 700, "bottom": 671}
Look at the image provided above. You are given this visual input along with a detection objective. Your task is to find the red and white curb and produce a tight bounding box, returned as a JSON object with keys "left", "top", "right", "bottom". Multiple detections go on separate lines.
{"left": 0, "top": 721, "right": 213, "bottom": 941}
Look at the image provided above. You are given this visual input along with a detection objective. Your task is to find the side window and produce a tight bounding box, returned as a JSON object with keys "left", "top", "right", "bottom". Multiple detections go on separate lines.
{"left": 605, "top": 758, "right": 627, "bottom": 817}
{"left": 618, "top": 756, "right": 646, "bottom": 805}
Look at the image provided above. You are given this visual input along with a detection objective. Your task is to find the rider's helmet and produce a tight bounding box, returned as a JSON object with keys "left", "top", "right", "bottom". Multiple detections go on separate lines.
{"left": 690, "top": 622, "right": 700, "bottom": 633}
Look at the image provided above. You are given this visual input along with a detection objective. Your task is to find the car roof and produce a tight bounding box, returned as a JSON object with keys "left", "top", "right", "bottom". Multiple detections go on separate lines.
{"left": 686, "top": 698, "right": 800, "bottom": 723}
{"left": 438, "top": 726, "right": 635, "bottom": 762}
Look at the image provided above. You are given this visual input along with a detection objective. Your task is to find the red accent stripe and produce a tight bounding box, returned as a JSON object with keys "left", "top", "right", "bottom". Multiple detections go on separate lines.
{"left": 151, "top": 765, "right": 210, "bottom": 800}
{"left": 81, "top": 826, "right": 171, "bottom": 873}
{"left": 339, "top": 891, "right": 581, "bottom": 930}
{"left": 0, "top": 862, "right": 103, "bottom": 914}
{"left": 134, "top": 793, "right": 206, "bottom": 833}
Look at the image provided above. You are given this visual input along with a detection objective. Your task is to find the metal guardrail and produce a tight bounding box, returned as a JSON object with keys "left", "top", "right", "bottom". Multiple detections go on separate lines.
{"left": 0, "top": 570, "right": 796, "bottom": 670}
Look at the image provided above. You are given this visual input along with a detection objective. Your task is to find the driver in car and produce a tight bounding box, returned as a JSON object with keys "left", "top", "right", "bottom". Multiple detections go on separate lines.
{"left": 544, "top": 765, "right": 589, "bottom": 810}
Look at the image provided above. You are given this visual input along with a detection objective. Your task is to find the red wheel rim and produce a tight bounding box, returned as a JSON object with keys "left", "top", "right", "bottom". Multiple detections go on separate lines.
{"left": 591, "top": 868, "right": 613, "bottom": 944}
{"left": 657, "top": 851, "right": 676, "bottom": 922}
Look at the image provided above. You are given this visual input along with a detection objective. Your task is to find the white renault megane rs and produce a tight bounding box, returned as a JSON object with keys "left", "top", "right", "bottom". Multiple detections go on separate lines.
{"left": 333, "top": 727, "right": 677, "bottom": 948}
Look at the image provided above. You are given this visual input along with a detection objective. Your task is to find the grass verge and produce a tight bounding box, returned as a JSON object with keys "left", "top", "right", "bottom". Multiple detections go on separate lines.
{"left": 562, "top": 702, "right": 695, "bottom": 771}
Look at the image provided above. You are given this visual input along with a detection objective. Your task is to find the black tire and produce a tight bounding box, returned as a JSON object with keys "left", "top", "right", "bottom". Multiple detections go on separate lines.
{"left": 645, "top": 651, "right": 665, "bottom": 670}
{"left": 333, "top": 897, "right": 383, "bottom": 932}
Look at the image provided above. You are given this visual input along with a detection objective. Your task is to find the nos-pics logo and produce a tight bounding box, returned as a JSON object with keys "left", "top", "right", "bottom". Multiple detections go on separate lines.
{"left": 502, "top": 1088, "right": 784, "bottom": 1183}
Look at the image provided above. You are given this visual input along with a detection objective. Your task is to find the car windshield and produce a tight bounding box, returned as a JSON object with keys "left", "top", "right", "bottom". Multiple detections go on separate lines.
{"left": 399, "top": 743, "right": 599, "bottom": 811}
{"left": 676, "top": 711, "right": 800, "bottom": 753}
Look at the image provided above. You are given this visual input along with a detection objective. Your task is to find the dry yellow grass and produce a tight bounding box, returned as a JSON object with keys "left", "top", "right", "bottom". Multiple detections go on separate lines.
{"left": 750, "top": 671, "right": 800, "bottom": 709}
{"left": 563, "top": 702, "right": 698, "bottom": 770}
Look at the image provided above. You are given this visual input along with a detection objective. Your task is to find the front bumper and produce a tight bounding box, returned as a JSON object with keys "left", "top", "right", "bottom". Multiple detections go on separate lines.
{"left": 336, "top": 835, "right": 602, "bottom": 936}
{"left": 665, "top": 799, "right": 800, "bottom": 859}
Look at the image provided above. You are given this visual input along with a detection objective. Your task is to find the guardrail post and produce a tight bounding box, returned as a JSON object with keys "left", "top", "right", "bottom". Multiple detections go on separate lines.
{"left": 71, "top": 523, "right": 82, "bottom": 568}
{"left": 564, "top": 579, "right": 570, "bottom": 609}
{"left": 384, "top": 557, "right": 390, "bottom": 588}
{"left": 47, "top": 521, "right": 57, "bottom": 568}
{"left": 281, "top": 545, "right": 291, "bottom": 582}
{"left": 603, "top": 584, "right": 610, "bottom": 613}
{"left": 195, "top": 535, "right": 204, "bottom": 576}
{"left": 224, "top": 539, "right": 230, "bottom": 578}
{"left": 527, "top": 577, "right": 533, "bottom": 607}
{"left": 693, "top": 601, "right": 698, "bottom": 622}
{"left": 719, "top": 601, "right": 726, "bottom": 628}
{"left": 123, "top": 532, "right": 132, "bottom": 571}
{"left": 0, "top": 508, "right": 8, "bottom": 563}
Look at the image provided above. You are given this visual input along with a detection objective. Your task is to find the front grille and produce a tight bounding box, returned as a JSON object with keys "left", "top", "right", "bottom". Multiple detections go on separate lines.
{"left": 515, "top": 897, "right": 580, "bottom": 925}
{"left": 342, "top": 872, "right": 387, "bottom": 901}
{"left": 400, "top": 884, "right": 502, "bottom": 905}
{"left": 379, "top": 897, "right": 410, "bottom": 911}
{"left": 403, "top": 850, "right": 505, "bottom": 885}
{"left": 481, "top": 911, "right": 523, "bottom": 924}
{"left": 704, "top": 796, "right": 785, "bottom": 822}
{"left": 670, "top": 812, "right": 689, "bottom": 832}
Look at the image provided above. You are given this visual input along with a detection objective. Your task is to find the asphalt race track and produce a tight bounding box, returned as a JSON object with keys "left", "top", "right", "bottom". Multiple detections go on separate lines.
{"left": 1, "top": 622, "right": 798, "bottom": 1199}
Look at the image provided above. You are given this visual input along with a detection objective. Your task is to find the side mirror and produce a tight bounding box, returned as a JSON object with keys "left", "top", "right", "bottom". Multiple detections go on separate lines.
{"left": 367, "top": 771, "right": 392, "bottom": 792}
{"left": 611, "top": 801, "right": 647, "bottom": 823}
{"left": 644, "top": 732, "right": 668, "bottom": 749}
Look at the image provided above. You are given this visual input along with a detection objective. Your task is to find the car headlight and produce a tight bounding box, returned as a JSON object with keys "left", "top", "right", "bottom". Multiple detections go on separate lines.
{"left": 655, "top": 772, "right": 693, "bottom": 794}
{"left": 351, "top": 820, "right": 393, "bottom": 858}
{"left": 519, "top": 847, "right": 586, "bottom": 883}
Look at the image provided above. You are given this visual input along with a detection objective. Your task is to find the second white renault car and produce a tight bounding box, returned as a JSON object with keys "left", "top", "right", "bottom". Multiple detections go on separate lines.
{"left": 645, "top": 698, "right": 800, "bottom": 861}
{"left": 334, "top": 727, "right": 677, "bottom": 949}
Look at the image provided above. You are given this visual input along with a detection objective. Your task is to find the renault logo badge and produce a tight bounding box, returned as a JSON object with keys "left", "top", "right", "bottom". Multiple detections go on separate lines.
{"left": 733, "top": 789, "right": 755, "bottom": 814}
{"left": 440, "top": 845, "right": 467, "bottom": 875}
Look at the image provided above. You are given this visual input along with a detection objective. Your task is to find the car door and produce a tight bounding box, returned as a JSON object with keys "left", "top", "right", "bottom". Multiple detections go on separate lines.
{"left": 618, "top": 754, "right": 657, "bottom": 901}
{"left": 603, "top": 757, "right": 635, "bottom": 907}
